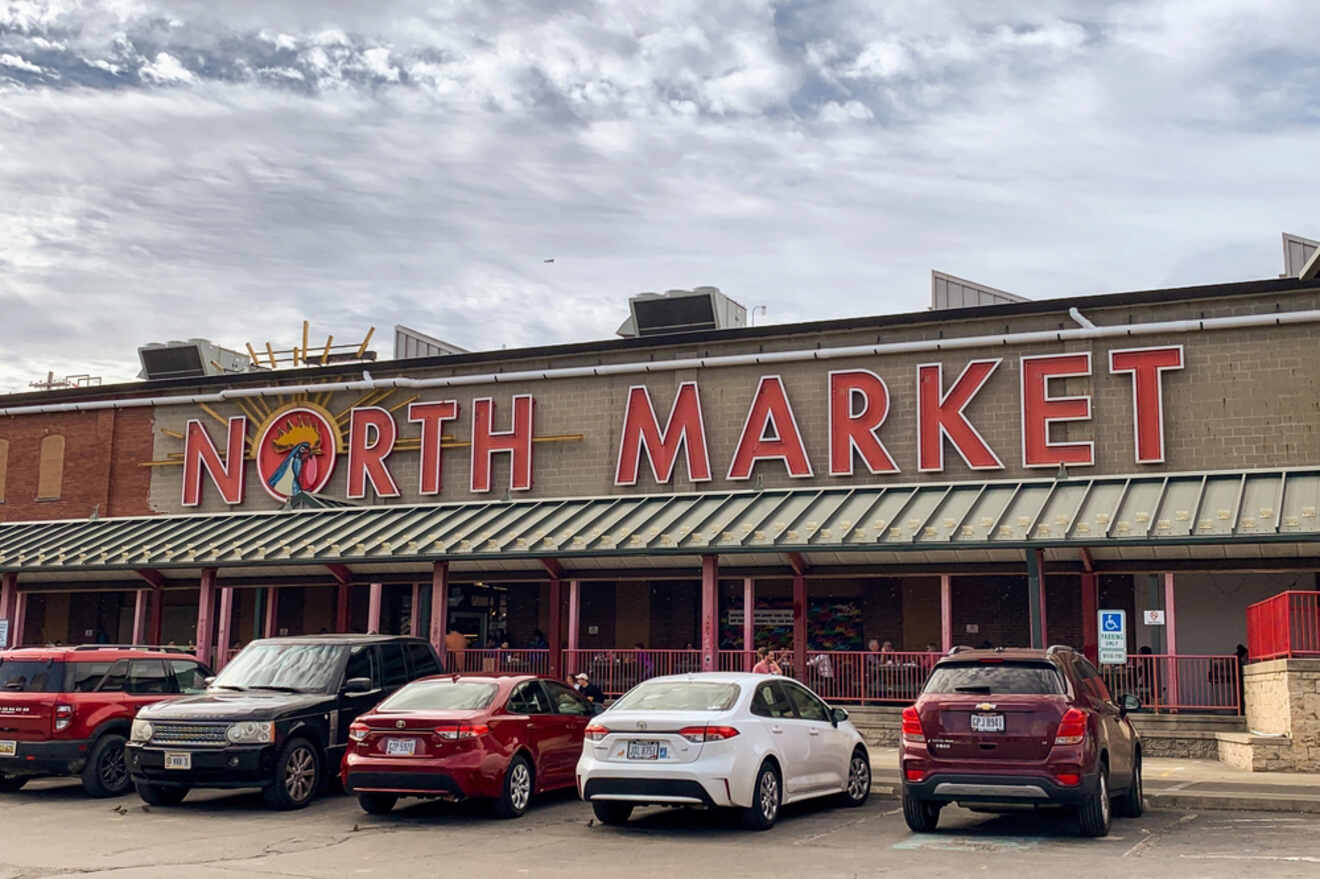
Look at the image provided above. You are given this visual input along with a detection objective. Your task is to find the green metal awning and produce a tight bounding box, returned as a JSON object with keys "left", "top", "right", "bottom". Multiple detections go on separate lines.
{"left": 1, "top": 467, "right": 1319, "bottom": 576}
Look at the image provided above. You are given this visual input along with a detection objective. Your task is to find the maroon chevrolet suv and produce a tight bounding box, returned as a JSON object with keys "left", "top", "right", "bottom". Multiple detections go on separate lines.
{"left": 899, "top": 646, "right": 1142, "bottom": 838}
{"left": 0, "top": 646, "right": 211, "bottom": 797}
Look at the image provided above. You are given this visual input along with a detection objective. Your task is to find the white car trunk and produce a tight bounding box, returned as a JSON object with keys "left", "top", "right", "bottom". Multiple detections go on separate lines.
{"left": 589, "top": 710, "right": 728, "bottom": 765}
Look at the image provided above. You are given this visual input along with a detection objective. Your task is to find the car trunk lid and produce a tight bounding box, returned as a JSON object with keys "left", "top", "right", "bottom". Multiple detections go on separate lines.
{"left": 588, "top": 710, "right": 716, "bottom": 765}
{"left": 921, "top": 695, "right": 1068, "bottom": 762}
{"left": 0, "top": 659, "right": 65, "bottom": 742}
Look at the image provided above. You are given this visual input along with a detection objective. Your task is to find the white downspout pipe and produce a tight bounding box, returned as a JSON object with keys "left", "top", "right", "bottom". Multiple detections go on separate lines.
{"left": 2, "top": 308, "right": 1319, "bottom": 417}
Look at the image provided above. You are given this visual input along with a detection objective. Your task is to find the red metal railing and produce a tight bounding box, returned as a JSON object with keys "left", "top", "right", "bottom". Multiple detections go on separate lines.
{"left": 447, "top": 649, "right": 550, "bottom": 676}
{"left": 799, "top": 651, "right": 941, "bottom": 704}
{"left": 718, "top": 650, "right": 756, "bottom": 672}
{"left": 1247, "top": 591, "right": 1320, "bottom": 660}
{"left": 562, "top": 649, "right": 701, "bottom": 695}
{"left": 1099, "top": 654, "right": 1239, "bottom": 713}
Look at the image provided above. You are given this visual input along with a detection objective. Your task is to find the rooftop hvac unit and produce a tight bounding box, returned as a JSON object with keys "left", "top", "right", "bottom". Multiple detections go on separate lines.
{"left": 137, "top": 339, "right": 252, "bottom": 381}
{"left": 616, "top": 287, "right": 747, "bottom": 338}
{"left": 393, "top": 325, "right": 468, "bottom": 360}
{"left": 1282, "top": 233, "right": 1319, "bottom": 279}
{"left": 930, "top": 271, "right": 1029, "bottom": 310}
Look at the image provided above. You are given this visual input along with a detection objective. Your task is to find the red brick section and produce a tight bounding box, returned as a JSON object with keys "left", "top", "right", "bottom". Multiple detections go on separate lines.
{"left": 0, "top": 407, "right": 154, "bottom": 521}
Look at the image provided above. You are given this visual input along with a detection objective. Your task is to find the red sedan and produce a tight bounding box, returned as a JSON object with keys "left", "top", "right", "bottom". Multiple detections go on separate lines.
{"left": 341, "top": 674, "right": 592, "bottom": 818}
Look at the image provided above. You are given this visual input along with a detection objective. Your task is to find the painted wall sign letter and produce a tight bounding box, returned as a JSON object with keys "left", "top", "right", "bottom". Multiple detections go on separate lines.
{"left": 1109, "top": 345, "right": 1184, "bottom": 464}
{"left": 408, "top": 400, "right": 459, "bottom": 495}
{"left": 916, "top": 360, "right": 1003, "bottom": 472}
{"left": 471, "top": 395, "right": 535, "bottom": 493}
{"left": 828, "top": 369, "right": 898, "bottom": 476}
{"left": 728, "top": 376, "right": 813, "bottom": 480}
{"left": 347, "top": 407, "right": 401, "bottom": 499}
{"left": 182, "top": 416, "right": 247, "bottom": 506}
{"left": 615, "top": 382, "right": 712, "bottom": 486}
{"left": 1020, "top": 353, "right": 1094, "bottom": 468}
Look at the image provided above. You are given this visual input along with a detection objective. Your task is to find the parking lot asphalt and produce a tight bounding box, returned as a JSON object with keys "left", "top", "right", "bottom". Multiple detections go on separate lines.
{"left": 3, "top": 779, "right": 1320, "bottom": 879}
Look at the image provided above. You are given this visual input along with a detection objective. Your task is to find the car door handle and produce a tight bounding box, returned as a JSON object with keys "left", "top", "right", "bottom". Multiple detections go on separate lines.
{"left": 770, "top": 725, "right": 784, "bottom": 734}
{"left": 808, "top": 728, "right": 820, "bottom": 737}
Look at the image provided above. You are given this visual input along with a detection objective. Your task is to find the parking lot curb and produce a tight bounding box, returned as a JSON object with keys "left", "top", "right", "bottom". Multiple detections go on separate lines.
{"left": 1145, "top": 790, "right": 1320, "bottom": 814}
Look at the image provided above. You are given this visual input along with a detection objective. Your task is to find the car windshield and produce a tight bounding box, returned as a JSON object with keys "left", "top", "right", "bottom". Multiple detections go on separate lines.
{"left": 611, "top": 681, "right": 740, "bottom": 712}
{"left": 211, "top": 643, "right": 345, "bottom": 693}
{"left": 0, "top": 660, "right": 63, "bottom": 692}
{"left": 377, "top": 680, "right": 497, "bottom": 712}
{"left": 923, "top": 661, "right": 1065, "bottom": 696}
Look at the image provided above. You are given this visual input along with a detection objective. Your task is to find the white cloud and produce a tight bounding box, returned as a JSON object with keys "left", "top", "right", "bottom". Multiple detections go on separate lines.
{"left": 0, "top": 53, "right": 46, "bottom": 74}
{"left": 139, "top": 51, "right": 195, "bottom": 84}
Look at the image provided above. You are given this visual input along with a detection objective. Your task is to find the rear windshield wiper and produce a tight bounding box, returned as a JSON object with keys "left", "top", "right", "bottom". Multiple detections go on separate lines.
{"left": 954, "top": 685, "right": 992, "bottom": 693}
{"left": 213, "top": 684, "right": 246, "bottom": 691}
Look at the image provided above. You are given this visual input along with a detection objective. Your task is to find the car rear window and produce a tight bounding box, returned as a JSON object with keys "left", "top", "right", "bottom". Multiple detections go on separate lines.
{"left": 611, "top": 681, "right": 740, "bottom": 712}
{"left": 0, "top": 660, "right": 63, "bottom": 692}
{"left": 378, "top": 680, "right": 498, "bottom": 711}
{"left": 923, "top": 661, "right": 1066, "bottom": 696}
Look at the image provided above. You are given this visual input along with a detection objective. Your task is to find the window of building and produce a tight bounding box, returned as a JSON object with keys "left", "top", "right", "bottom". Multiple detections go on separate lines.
{"left": 36, "top": 435, "right": 65, "bottom": 501}
{"left": 0, "top": 438, "right": 8, "bottom": 502}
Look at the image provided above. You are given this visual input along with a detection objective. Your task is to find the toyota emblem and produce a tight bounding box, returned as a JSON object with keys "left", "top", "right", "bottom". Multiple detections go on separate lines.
{"left": 636, "top": 721, "right": 647, "bottom": 730}
{"left": 396, "top": 720, "right": 406, "bottom": 729}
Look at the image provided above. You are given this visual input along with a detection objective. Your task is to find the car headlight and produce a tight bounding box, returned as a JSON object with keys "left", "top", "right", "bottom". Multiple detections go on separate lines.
{"left": 130, "top": 719, "right": 153, "bottom": 743}
{"left": 225, "top": 721, "right": 275, "bottom": 744}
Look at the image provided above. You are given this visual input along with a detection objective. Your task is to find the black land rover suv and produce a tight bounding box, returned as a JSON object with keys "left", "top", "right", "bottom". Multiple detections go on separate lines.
{"left": 125, "top": 634, "right": 442, "bottom": 809}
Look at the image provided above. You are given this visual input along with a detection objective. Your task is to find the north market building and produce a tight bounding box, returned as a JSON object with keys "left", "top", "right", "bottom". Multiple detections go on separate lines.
{"left": 1, "top": 272, "right": 1319, "bottom": 712}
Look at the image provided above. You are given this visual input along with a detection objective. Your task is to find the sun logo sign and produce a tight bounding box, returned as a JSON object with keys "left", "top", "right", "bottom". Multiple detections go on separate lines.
{"left": 256, "top": 407, "right": 338, "bottom": 501}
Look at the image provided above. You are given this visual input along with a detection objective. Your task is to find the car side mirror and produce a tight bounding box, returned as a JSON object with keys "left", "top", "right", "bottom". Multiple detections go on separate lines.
{"left": 1118, "top": 693, "right": 1141, "bottom": 716}
{"left": 203, "top": 676, "right": 216, "bottom": 687}
{"left": 343, "top": 677, "right": 373, "bottom": 695}
{"left": 831, "top": 707, "right": 848, "bottom": 726}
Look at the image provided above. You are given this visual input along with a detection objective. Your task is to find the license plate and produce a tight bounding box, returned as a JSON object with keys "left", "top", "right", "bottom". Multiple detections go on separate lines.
{"left": 626, "top": 740, "right": 666, "bottom": 760}
{"left": 0, "top": 740, "right": 15, "bottom": 757}
{"left": 385, "top": 738, "right": 416, "bottom": 757}
{"left": 970, "top": 713, "right": 1005, "bottom": 733}
{"left": 164, "top": 752, "right": 191, "bottom": 770}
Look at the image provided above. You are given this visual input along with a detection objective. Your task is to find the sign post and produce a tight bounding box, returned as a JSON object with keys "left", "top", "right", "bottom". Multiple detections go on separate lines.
{"left": 1098, "top": 609, "right": 1127, "bottom": 665}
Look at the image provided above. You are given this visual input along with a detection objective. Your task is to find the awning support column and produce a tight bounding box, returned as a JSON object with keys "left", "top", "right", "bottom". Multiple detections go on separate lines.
{"left": 335, "top": 582, "right": 351, "bottom": 633}
{"left": 149, "top": 587, "right": 163, "bottom": 645}
{"left": 1165, "top": 572, "right": 1179, "bottom": 710}
{"left": 793, "top": 573, "right": 807, "bottom": 680}
{"left": 409, "top": 583, "right": 422, "bottom": 637}
{"left": 1081, "top": 574, "right": 1099, "bottom": 663}
{"left": 742, "top": 577, "right": 755, "bottom": 671}
{"left": 196, "top": 568, "right": 217, "bottom": 667}
{"left": 567, "top": 580, "right": 581, "bottom": 674}
{"left": 429, "top": 562, "right": 449, "bottom": 661}
{"left": 1026, "top": 549, "right": 1044, "bottom": 649}
{"left": 368, "top": 582, "right": 383, "bottom": 634}
{"left": 548, "top": 577, "right": 563, "bottom": 681}
{"left": 215, "top": 587, "right": 234, "bottom": 670}
{"left": 0, "top": 573, "right": 16, "bottom": 648}
{"left": 131, "top": 590, "right": 149, "bottom": 645}
{"left": 940, "top": 575, "right": 953, "bottom": 652}
{"left": 12, "top": 591, "right": 27, "bottom": 648}
{"left": 264, "top": 587, "right": 279, "bottom": 638}
{"left": 700, "top": 555, "right": 717, "bottom": 671}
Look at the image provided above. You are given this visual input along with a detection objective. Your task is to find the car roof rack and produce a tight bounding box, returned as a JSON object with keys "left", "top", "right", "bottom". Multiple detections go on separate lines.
{"left": 71, "top": 644, "right": 192, "bottom": 653}
{"left": 946, "top": 645, "right": 975, "bottom": 655}
{"left": 1045, "top": 644, "right": 1076, "bottom": 655}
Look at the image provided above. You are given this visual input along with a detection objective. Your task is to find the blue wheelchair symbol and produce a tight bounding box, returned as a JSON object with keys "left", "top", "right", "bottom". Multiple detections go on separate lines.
{"left": 1101, "top": 613, "right": 1122, "bottom": 632}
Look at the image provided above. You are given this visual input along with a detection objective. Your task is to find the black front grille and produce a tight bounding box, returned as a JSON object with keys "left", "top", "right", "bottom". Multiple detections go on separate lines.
{"left": 150, "top": 722, "right": 228, "bottom": 747}
{"left": 583, "top": 777, "right": 715, "bottom": 806}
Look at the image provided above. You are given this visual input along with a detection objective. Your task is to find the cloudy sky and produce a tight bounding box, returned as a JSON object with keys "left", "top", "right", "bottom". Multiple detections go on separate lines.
{"left": 1, "top": 1, "right": 1317, "bottom": 391}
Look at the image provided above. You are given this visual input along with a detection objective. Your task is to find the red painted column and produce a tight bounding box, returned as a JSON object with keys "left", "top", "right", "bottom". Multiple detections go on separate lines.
{"left": 12, "top": 591, "right": 27, "bottom": 647}
{"left": 196, "top": 568, "right": 217, "bottom": 666}
{"left": 940, "top": 575, "right": 953, "bottom": 652}
{"left": 215, "top": 587, "right": 234, "bottom": 670}
{"left": 548, "top": 578, "right": 563, "bottom": 680}
{"left": 149, "top": 587, "right": 164, "bottom": 645}
{"left": 367, "top": 582, "right": 383, "bottom": 634}
{"left": 700, "top": 556, "right": 718, "bottom": 671}
{"left": 409, "top": 583, "right": 422, "bottom": 636}
{"left": 0, "top": 573, "right": 17, "bottom": 647}
{"left": 1081, "top": 573, "right": 1099, "bottom": 662}
{"left": 792, "top": 573, "right": 807, "bottom": 680}
{"left": 264, "top": 587, "right": 279, "bottom": 638}
{"left": 429, "top": 562, "right": 449, "bottom": 659}
{"left": 131, "top": 590, "right": 149, "bottom": 645}
{"left": 743, "top": 577, "right": 755, "bottom": 670}
{"left": 336, "top": 582, "right": 351, "bottom": 632}
{"left": 567, "top": 580, "right": 581, "bottom": 674}
{"left": 1039, "top": 558, "right": 1049, "bottom": 647}
{"left": 1165, "top": 572, "right": 1179, "bottom": 709}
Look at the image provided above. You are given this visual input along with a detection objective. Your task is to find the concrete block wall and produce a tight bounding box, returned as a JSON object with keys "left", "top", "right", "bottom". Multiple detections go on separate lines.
{"left": 1229, "top": 658, "right": 1320, "bottom": 771}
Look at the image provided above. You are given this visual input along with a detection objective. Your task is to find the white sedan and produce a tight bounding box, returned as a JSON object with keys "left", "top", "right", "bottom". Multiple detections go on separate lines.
{"left": 575, "top": 672, "right": 871, "bottom": 830}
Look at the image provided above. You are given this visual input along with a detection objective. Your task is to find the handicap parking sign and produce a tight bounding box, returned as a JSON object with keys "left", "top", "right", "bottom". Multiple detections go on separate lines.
{"left": 1101, "top": 612, "right": 1122, "bottom": 632}
{"left": 1098, "top": 609, "right": 1127, "bottom": 664}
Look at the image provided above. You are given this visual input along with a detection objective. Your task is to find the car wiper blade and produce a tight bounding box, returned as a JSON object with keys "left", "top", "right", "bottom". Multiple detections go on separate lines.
{"left": 954, "top": 685, "right": 992, "bottom": 693}
{"left": 213, "top": 684, "right": 246, "bottom": 691}
{"left": 249, "top": 685, "right": 302, "bottom": 693}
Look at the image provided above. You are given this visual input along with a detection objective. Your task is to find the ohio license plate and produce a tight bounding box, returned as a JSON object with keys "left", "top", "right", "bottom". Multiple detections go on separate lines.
{"left": 164, "top": 751, "right": 191, "bottom": 770}
{"left": 970, "top": 713, "right": 1005, "bottom": 733}
{"left": 0, "top": 740, "right": 15, "bottom": 757}
{"left": 626, "top": 740, "right": 665, "bottom": 760}
{"left": 385, "top": 738, "right": 416, "bottom": 757}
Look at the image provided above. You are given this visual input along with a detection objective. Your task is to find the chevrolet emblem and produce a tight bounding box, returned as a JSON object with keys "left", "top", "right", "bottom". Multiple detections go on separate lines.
{"left": 975, "top": 702, "right": 996, "bottom": 711}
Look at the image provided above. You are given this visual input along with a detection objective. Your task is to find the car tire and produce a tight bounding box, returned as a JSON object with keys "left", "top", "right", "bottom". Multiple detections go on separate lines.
{"left": 492, "top": 754, "right": 533, "bottom": 819}
{"left": 1078, "top": 764, "right": 1112, "bottom": 837}
{"left": 591, "top": 801, "right": 634, "bottom": 825}
{"left": 1115, "top": 751, "right": 1144, "bottom": 818}
{"left": 263, "top": 738, "right": 321, "bottom": 811}
{"left": 902, "top": 791, "right": 941, "bottom": 832}
{"left": 81, "top": 733, "right": 131, "bottom": 798}
{"left": 740, "top": 762, "right": 781, "bottom": 831}
{"left": 358, "top": 793, "right": 398, "bottom": 815}
{"left": 135, "top": 781, "right": 189, "bottom": 806}
{"left": 0, "top": 775, "right": 28, "bottom": 793}
{"left": 836, "top": 748, "right": 871, "bottom": 808}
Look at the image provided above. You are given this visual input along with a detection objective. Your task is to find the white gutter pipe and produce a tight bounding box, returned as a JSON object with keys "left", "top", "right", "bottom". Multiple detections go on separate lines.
{"left": 3, "top": 308, "right": 1319, "bottom": 417}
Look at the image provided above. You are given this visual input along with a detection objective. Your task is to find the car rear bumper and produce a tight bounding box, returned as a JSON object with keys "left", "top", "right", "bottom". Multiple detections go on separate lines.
{"left": 126, "top": 743, "right": 276, "bottom": 789}
{"left": 576, "top": 750, "right": 739, "bottom": 808}
{"left": 0, "top": 739, "right": 91, "bottom": 777}
{"left": 903, "top": 772, "right": 1097, "bottom": 806}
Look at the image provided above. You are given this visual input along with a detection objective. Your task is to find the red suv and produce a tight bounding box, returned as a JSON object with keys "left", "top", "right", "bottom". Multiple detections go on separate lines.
{"left": 0, "top": 646, "right": 211, "bottom": 797}
{"left": 899, "top": 646, "right": 1142, "bottom": 837}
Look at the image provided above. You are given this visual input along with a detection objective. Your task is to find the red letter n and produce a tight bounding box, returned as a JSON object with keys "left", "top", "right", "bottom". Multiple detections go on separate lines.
{"left": 615, "top": 382, "right": 712, "bottom": 486}
{"left": 182, "top": 416, "right": 247, "bottom": 506}
{"left": 471, "top": 395, "right": 534, "bottom": 493}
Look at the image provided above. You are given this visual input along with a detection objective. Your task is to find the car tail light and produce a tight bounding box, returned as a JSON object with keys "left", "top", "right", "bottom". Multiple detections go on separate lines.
{"left": 348, "top": 721, "right": 369, "bottom": 743}
{"left": 433, "top": 724, "right": 490, "bottom": 740}
{"left": 54, "top": 703, "right": 74, "bottom": 733}
{"left": 905, "top": 768, "right": 926, "bottom": 782}
{"left": 1054, "top": 708, "right": 1087, "bottom": 746}
{"left": 1054, "top": 772, "right": 1081, "bottom": 787}
{"left": 584, "top": 724, "right": 610, "bottom": 742}
{"left": 901, "top": 706, "right": 925, "bottom": 743}
{"left": 678, "top": 725, "right": 739, "bottom": 743}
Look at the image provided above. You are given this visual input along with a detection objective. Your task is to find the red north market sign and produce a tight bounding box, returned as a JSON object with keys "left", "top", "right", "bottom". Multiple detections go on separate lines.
{"left": 181, "top": 347, "right": 1183, "bottom": 506}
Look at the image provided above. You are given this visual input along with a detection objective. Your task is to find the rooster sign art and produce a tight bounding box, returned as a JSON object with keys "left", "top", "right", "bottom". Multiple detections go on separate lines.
{"left": 266, "top": 419, "right": 324, "bottom": 498}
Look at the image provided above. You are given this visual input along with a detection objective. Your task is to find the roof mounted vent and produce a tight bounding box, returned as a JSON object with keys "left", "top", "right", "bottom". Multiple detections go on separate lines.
{"left": 616, "top": 287, "right": 747, "bottom": 338}
{"left": 137, "top": 339, "right": 252, "bottom": 380}
{"left": 1282, "top": 233, "right": 1319, "bottom": 279}
{"left": 393, "top": 325, "right": 468, "bottom": 360}
{"left": 931, "top": 271, "right": 1028, "bottom": 310}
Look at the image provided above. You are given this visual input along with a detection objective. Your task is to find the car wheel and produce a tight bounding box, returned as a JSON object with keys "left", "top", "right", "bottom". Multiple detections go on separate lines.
{"left": 591, "top": 801, "right": 634, "bottom": 825}
{"left": 492, "top": 754, "right": 533, "bottom": 819}
{"left": 0, "top": 775, "right": 28, "bottom": 793}
{"left": 1078, "top": 764, "right": 1112, "bottom": 837}
{"left": 135, "top": 781, "right": 189, "bottom": 806}
{"left": 82, "top": 733, "right": 131, "bottom": 798}
{"left": 1115, "top": 751, "right": 1144, "bottom": 818}
{"left": 902, "top": 791, "right": 941, "bottom": 832}
{"left": 836, "top": 748, "right": 871, "bottom": 807}
{"left": 263, "top": 738, "right": 321, "bottom": 811}
{"left": 740, "top": 762, "right": 781, "bottom": 831}
{"left": 358, "top": 793, "right": 398, "bottom": 815}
